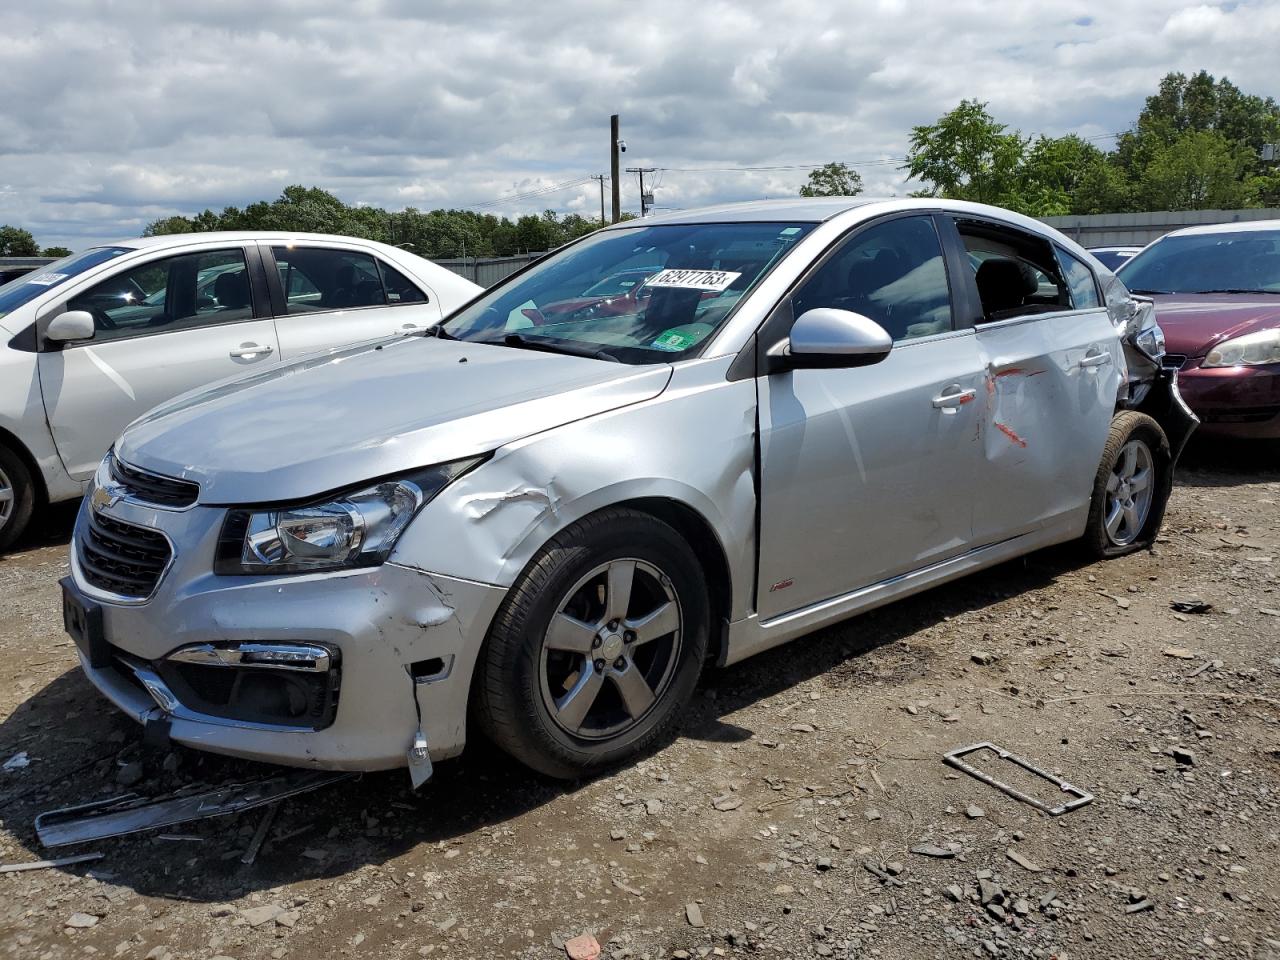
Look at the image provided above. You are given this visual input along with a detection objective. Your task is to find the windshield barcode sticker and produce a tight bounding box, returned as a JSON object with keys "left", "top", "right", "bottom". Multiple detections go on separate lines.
{"left": 645, "top": 269, "right": 740, "bottom": 291}
{"left": 25, "top": 272, "right": 69, "bottom": 286}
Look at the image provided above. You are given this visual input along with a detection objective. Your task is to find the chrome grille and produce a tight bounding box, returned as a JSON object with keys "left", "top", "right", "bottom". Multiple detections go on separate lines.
{"left": 110, "top": 454, "right": 199, "bottom": 508}
{"left": 78, "top": 509, "right": 172, "bottom": 599}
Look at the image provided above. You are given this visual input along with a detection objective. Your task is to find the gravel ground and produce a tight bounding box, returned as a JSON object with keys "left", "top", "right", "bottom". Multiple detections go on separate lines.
{"left": 1, "top": 438, "right": 1278, "bottom": 960}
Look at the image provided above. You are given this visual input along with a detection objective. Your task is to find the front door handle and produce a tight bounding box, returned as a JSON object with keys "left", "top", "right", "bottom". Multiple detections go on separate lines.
{"left": 1079, "top": 350, "right": 1112, "bottom": 369}
{"left": 230, "top": 343, "right": 274, "bottom": 360}
{"left": 932, "top": 387, "right": 976, "bottom": 409}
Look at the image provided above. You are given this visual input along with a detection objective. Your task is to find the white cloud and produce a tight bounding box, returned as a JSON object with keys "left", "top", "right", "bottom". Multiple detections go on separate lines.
{"left": 0, "top": 0, "right": 1276, "bottom": 248}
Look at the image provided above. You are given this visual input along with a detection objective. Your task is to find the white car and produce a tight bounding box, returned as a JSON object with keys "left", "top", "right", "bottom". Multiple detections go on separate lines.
{"left": 0, "top": 232, "right": 480, "bottom": 548}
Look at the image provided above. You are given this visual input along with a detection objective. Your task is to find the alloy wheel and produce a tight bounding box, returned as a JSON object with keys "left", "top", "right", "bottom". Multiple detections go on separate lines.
{"left": 1104, "top": 439, "right": 1154, "bottom": 546}
{"left": 0, "top": 463, "right": 12, "bottom": 530}
{"left": 538, "top": 558, "right": 683, "bottom": 741}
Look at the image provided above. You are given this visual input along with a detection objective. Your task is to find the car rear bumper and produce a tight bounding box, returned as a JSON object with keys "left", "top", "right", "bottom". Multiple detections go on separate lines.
{"left": 1173, "top": 360, "right": 1280, "bottom": 439}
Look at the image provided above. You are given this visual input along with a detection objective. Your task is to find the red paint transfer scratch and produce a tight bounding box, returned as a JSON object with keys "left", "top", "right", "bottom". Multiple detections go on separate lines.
{"left": 995, "top": 422, "right": 1028, "bottom": 448}
{"left": 958, "top": 392, "right": 975, "bottom": 405}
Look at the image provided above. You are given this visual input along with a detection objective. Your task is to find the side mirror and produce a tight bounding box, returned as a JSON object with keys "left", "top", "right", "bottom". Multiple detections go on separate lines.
{"left": 773, "top": 308, "right": 892, "bottom": 370}
{"left": 45, "top": 310, "right": 96, "bottom": 344}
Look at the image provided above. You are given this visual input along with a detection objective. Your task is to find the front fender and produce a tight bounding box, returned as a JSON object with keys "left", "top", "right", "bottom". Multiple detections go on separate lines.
{"left": 390, "top": 358, "right": 759, "bottom": 621}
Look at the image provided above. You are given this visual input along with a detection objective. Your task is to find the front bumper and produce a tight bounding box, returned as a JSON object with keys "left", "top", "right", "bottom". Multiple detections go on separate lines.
{"left": 68, "top": 495, "right": 506, "bottom": 771}
{"left": 1174, "top": 359, "right": 1280, "bottom": 439}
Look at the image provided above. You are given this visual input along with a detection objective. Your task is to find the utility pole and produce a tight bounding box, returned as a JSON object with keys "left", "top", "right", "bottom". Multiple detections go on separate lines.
{"left": 610, "top": 115, "right": 622, "bottom": 223}
{"left": 591, "top": 174, "right": 607, "bottom": 225}
{"left": 626, "top": 167, "right": 657, "bottom": 216}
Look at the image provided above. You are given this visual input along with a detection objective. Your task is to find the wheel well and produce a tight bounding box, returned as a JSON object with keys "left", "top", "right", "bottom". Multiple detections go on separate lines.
{"left": 0, "top": 426, "right": 48, "bottom": 507}
{"left": 614, "top": 497, "right": 733, "bottom": 666}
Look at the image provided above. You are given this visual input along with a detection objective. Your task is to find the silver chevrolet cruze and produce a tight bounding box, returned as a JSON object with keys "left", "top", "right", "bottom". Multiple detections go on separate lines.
{"left": 62, "top": 198, "right": 1194, "bottom": 781}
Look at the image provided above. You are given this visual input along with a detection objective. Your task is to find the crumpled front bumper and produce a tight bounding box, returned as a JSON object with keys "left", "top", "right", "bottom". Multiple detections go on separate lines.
{"left": 70, "top": 495, "right": 507, "bottom": 771}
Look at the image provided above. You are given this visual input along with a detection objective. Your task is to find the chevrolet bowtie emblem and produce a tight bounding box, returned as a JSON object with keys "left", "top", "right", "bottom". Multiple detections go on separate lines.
{"left": 90, "top": 483, "right": 121, "bottom": 512}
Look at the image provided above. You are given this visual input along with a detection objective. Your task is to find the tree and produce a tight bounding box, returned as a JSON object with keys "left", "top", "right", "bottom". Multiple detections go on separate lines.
{"left": 1139, "top": 129, "right": 1256, "bottom": 210}
{"left": 0, "top": 225, "right": 39, "bottom": 257}
{"left": 903, "top": 100, "right": 1026, "bottom": 204}
{"left": 799, "top": 162, "right": 863, "bottom": 197}
{"left": 41, "top": 246, "right": 73, "bottom": 258}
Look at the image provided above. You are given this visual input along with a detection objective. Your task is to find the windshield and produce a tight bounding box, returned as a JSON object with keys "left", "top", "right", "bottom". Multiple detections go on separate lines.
{"left": 0, "top": 247, "right": 132, "bottom": 321}
{"left": 1118, "top": 230, "right": 1280, "bottom": 294}
{"left": 442, "top": 221, "right": 816, "bottom": 363}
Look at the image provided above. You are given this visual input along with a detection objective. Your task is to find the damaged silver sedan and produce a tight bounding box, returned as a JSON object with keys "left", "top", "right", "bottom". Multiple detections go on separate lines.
{"left": 61, "top": 198, "right": 1195, "bottom": 781}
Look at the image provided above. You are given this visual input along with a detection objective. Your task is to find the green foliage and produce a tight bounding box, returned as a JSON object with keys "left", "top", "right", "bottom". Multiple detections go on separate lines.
{"left": 41, "top": 246, "right": 73, "bottom": 258}
{"left": 904, "top": 100, "right": 1026, "bottom": 204}
{"left": 904, "top": 73, "right": 1280, "bottom": 215}
{"left": 142, "top": 185, "right": 612, "bottom": 259}
{"left": 799, "top": 162, "right": 864, "bottom": 197}
{"left": 0, "top": 225, "right": 40, "bottom": 257}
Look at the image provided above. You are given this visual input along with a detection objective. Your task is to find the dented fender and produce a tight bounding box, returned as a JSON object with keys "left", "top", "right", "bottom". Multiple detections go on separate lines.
{"left": 391, "top": 356, "right": 759, "bottom": 620}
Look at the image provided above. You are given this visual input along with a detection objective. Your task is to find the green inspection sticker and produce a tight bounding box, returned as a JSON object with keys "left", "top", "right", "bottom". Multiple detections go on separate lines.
{"left": 652, "top": 329, "right": 696, "bottom": 352}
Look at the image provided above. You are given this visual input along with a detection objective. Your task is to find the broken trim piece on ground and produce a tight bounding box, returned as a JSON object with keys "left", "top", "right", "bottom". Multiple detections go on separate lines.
{"left": 35, "top": 769, "right": 352, "bottom": 848}
{"left": 944, "top": 742, "right": 1093, "bottom": 817}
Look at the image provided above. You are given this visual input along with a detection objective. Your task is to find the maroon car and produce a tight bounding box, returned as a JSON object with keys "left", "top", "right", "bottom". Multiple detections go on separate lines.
{"left": 1118, "top": 221, "right": 1280, "bottom": 439}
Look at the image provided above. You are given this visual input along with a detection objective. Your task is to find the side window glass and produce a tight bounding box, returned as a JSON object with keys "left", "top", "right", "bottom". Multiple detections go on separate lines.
{"left": 67, "top": 249, "right": 252, "bottom": 343}
{"left": 791, "top": 215, "right": 952, "bottom": 342}
{"left": 377, "top": 260, "right": 428, "bottom": 304}
{"left": 1055, "top": 248, "right": 1102, "bottom": 309}
{"left": 271, "top": 248, "right": 388, "bottom": 313}
{"left": 956, "top": 220, "right": 1071, "bottom": 323}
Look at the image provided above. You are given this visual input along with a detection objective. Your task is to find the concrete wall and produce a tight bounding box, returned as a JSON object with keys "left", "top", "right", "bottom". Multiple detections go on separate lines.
{"left": 1042, "top": 209, "right": 1280, "bottom": 248}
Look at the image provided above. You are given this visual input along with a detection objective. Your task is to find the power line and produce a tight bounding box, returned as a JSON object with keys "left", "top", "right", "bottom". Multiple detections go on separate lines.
{"left": 462, "top": 175, "right": 599, "bottom": 210}
{"left": 454, "top": 129, "right": 1122, "bottom": 211}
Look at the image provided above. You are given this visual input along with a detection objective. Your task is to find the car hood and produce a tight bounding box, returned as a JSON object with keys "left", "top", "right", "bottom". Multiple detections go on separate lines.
{"left": 116, "top": 336, "right": 672, "bottom": 504}
{"left": 1150, "top": 294, "right": 1280, "bottom": 358}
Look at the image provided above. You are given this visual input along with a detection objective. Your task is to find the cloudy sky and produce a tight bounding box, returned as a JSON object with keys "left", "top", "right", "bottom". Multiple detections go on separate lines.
{"left": 3, "top": 0, "right": 1278, "bottom": 250}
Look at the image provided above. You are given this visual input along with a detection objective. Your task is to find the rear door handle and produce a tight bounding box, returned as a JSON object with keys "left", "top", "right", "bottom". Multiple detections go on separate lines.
{"left": 932, "top": 387, "right": 976, "bottom": 409}
{"left": 1079, "top": 349, "right": 1112, "bottom": 369}
{"left": 230, "top": 343, "right": 274, "bottom": 359}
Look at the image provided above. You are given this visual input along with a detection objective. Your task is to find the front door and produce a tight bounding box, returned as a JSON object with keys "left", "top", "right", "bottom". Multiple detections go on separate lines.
{"left": 756, "top": 214, "right": 985, "bottom": 620}
{"left": 37, "top": 246, "right": 281, "bottom": 479}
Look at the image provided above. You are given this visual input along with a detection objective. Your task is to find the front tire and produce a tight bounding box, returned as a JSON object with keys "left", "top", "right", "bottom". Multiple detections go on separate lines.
{"left": 472, "top": 507, "right": 709, "bottom": 779}
{"left": 0, "top": 444, "right": 36, "bottom": 552}
{"left": 1081, "top": 411, "right": 1172, "bottom": 559}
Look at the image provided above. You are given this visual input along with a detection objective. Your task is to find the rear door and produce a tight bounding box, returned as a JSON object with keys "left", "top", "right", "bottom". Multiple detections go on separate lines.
{"left": 944, "top": 216, "right": 1121, "bottom": 546}
{"left": 36, "top": 245, "right": 281, "bottom": 479}
{"left": 263, "top": 243, "right": 441, "bottom": 358}
{"left": 756, "top": 213, "right": 986, "bottom": 620}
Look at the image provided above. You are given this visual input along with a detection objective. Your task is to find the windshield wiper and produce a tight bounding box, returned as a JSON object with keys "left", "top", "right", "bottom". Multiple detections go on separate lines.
{"left": 1193, "top": 288, "right": 1280, "bottom": 295}
{"left": 499, "top": 332, "right": 620, "bottom": 362}
{"left": 1126, "top": 288, "right": 1173, "bottom": 295}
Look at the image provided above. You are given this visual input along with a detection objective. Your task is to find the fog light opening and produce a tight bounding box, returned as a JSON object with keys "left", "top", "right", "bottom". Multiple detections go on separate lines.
{"left": 408, "top": 656, "right": 452, "bottom": 683}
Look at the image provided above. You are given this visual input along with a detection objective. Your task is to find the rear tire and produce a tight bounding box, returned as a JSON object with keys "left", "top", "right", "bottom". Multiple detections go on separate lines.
{"left": 472, "top": 507, "right": 708, "bottom": 779}
{"left": 1080, "top": 411, "right": 1172, "bottom": 559}
{"left": 0, "top": 444, "right": 36, "bottom": 552}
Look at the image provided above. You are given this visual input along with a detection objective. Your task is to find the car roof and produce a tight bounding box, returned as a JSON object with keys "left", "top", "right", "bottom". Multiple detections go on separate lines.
{"left": 631, "top": 197, "right": 884, "bottom": 225}
{"left": 1087, "top": 245, "right": 1142, "bottom": 252}
{"left": 1162, "top": 219, "right": 1280, "bottom": 239}
{"left": 96, "top": 231, "right": 405, "bottom": 252}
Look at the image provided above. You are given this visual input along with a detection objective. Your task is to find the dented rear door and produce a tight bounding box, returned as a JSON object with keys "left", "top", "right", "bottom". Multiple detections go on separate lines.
{"left": 969, "top": 307, "right": 1120, "bottom": 544}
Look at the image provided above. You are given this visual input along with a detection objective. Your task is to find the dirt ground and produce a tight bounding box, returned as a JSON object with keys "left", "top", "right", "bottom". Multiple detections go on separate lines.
{"left": 1, "top": 438, "right": 1279, "bottom": 960}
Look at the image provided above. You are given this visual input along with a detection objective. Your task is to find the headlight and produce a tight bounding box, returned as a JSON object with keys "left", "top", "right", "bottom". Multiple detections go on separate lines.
{"left": 1202, "top": 328, "right": 1280, "bottom": 368}
{"left": 1134, "top": 323, "right": 1166, "bottom": 363}
{"left": 214, "top": 458, "right": 483, "bottom": 575}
